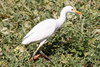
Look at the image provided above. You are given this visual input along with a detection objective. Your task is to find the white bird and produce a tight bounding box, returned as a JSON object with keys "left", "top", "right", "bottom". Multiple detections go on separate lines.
{"left": 22, "top": 6, "right": 81, "bottom": 57}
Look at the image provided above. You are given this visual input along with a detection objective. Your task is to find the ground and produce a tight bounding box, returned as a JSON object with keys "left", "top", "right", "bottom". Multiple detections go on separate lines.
{"left": 0, "top": 0, "right": 100, "bottom": 67}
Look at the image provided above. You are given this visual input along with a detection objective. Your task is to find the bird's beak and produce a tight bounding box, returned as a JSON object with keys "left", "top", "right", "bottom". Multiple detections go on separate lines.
{"left": 72, "top": 10, "right": 82, "bottom": 14}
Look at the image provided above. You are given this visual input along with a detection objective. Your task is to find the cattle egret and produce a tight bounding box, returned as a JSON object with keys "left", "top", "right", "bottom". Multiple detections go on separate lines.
{"left": 22, "top": 6, "right": 81, "bottom": 58}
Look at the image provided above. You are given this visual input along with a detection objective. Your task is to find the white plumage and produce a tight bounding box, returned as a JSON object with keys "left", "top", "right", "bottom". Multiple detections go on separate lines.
{"left": 22, "top": 19, "right": 56, "bottom": 44}
{"left": 22, "top": 6, "right": 81, "bottom": 57}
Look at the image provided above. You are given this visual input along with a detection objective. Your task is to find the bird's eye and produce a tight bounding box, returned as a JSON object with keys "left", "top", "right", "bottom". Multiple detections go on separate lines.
{"left": 71, "top": 9, "right": 73, "bottom": 11}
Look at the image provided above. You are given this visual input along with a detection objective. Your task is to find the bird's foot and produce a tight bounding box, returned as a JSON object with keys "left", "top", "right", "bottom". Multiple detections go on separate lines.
{"left": 40, "top": 51, "right": 54, "bottom": 65}
{"left": 28, "top": 54, "right": 41, "bottom": 61}
{"left": 28, "top": 51, "right": 52, "bottom": 63}
{"left": 40, "top": 50, "right": 50, "bottom": 60}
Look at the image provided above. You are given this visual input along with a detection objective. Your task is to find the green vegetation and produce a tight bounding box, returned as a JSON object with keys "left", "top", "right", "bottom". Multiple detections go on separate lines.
{"left": 0, "top": 0, "right": 100, "bottom": 67}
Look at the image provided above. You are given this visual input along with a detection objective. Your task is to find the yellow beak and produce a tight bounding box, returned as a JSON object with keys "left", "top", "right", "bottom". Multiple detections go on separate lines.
{"left": 72, "top": 10, "right": 82, "bottom": 14}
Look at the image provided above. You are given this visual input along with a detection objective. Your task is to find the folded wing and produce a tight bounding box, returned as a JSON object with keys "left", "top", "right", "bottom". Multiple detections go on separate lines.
{"left": 22, "top": 19, "right": 56, "bottom": 45}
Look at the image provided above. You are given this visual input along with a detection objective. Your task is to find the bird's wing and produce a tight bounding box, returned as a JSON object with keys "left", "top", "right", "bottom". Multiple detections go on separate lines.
{"left": 22, "top": 19, "right": 56, "bottom": 44}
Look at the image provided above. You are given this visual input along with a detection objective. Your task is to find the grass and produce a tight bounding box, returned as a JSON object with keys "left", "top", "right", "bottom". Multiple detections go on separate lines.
{"left": 0, "top": 0, "right": 100, "bottom": 67}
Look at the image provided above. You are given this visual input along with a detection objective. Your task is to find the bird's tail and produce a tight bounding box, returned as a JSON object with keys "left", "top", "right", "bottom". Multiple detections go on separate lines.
{"left": 21, "top": 38, "right": 31, "bottom": 45}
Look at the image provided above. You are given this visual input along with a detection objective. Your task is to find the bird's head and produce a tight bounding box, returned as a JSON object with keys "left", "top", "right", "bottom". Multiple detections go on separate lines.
{"left": 62, "top": 6, "right": 81, "bottom": 14}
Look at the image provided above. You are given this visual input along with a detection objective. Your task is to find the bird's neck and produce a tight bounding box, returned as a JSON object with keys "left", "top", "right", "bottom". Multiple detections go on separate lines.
{"left": 56, "top": 10, "right": 67, "bottom": 28}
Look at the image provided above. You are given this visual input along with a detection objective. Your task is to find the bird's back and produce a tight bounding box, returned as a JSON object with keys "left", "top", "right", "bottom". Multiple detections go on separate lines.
{"left": 22, "top": 19, "right": 56, "bottom": 45}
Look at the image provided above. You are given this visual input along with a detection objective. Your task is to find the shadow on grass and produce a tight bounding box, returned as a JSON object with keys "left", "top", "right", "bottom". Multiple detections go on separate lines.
{"left": 41, "top": 38, "right": 74, "bottom": 56}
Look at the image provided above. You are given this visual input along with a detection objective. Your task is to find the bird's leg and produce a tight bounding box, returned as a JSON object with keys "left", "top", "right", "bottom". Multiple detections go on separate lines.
{"left": 40, "top": 50, "right": 54, "bottom": 65}
{"left": 40, "top": 50, "right": 50, "bottom": 60}
{"left": 32, "top": 39, "right": 47, "bottom": 57}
